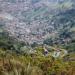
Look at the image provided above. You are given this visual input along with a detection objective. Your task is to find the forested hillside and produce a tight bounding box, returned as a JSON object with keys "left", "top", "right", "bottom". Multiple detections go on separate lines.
{"left": 0, "top": 0, "right": 75, "bottom": 75}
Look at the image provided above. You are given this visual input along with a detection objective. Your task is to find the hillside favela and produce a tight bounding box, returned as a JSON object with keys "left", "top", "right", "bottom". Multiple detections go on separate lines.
{"left": 0, "top": 0, "right": 75, "bottom": 75}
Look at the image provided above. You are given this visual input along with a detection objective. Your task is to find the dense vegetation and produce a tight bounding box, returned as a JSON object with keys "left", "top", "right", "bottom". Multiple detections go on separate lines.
{"left": 0, "top": 46, "right": 75, "bottom": 75}
{"left": 0, "top": 1, "right": 75, "bottom": 75}
{"left": 0, "top": 48, "right": 75, "bottom": 75}
{"left": 0, "top": 25, "right": 75, "bottom": 75}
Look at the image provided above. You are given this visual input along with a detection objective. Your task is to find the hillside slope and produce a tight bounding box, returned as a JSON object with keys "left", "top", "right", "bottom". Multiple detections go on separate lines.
{"left": 0, "top": 0, "right": 75, "bottom": 44}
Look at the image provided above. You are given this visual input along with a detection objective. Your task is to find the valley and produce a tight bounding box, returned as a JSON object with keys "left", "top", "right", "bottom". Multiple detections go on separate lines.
{"left": 0, "top": 0, "right": 75, "bottom": 75}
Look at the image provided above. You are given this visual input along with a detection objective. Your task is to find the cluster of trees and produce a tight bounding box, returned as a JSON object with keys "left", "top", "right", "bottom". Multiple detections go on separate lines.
{"left": 0, "top": 34, "right": 75, "bottom": 75}
{"left": 0, "top": 10, "right": 75, "bottom": 74}
{"left": 0, "top": 28, "right": 75, "bottom": 75}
